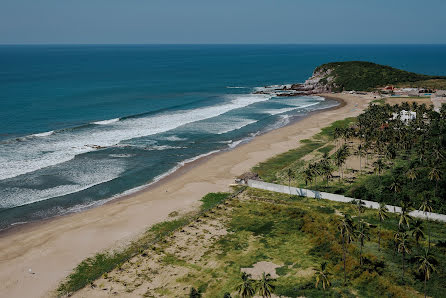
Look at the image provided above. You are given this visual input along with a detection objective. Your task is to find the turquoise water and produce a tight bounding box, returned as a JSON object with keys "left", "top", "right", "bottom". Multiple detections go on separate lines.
{"left": 1, "top": 45, "right": 445, "bottom": 230}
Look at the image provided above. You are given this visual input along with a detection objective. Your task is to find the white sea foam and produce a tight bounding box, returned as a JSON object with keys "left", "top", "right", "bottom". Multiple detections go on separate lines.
{"left": 215, "top": 118, "right": 258, "bottom": 135}
{"left": 263, "top": 107, "right": 297, "bottom": 115}
{"left": 0, "top": 159, "right": 126, "bottom": 209}
{"left": 0, "top": 93, "right": 271, "bottom": 181}
{"left": 266, "top": 114, "right": 291, "bottom": 131}
{"left": 278, "top": 98, "right": 322, "bottom": 108}
{"left": 227, "top": 86, "right": 248, "bottom": 89}
{"left": 106, "top": 150, "right": 222, "bottom": 202}
{"left": 295, "top": 102, "right": 320, "bottom": 109}
{"left": 150, "top": 150, "right": 221, "bottom": 185}
{"left": 54, "top": 149, "right": 224, "bottom": 215}
{"left": 93, "top": 118, "right": 120, "bottom": 125}
{"left": 145, "top": 145, "right": 186, "bottom": 151}
{"left": 309, "top": 95, "right": 326, "bottom": 101}
{"left": 228, "top": 139, "right": 245, "bottom": 149}
{"left": 32, "top": 130, "right": 54, "bottom": 137}
{"left": 109, "top": 154, "right": 135, "bottom": 158}
{"left": 1, "top": 146, "right": 228, "bottom": 215}
{"left": 160, "top": 135, "right": 188, "bottom": 141}
{"left": 10, "top": 221, "right": 29, "bottom": 226}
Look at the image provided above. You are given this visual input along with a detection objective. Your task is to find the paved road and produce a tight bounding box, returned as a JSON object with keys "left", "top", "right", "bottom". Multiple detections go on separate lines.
{"left": 246, "top": 180, "right": 446, "bottom": 223}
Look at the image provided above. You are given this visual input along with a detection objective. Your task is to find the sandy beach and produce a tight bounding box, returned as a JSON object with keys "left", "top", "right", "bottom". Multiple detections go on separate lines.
{"left": 0, "top": 93, "right": 372, "bottom": 298}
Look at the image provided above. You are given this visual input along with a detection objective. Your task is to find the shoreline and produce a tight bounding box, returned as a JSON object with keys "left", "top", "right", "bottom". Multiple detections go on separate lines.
{"left": 104, "top": 96, "right": 345, "bottom": 208}
{"left": 0, "top": 96, "right": 343, "bottom": 236}
{"left": 0, "top": 93, "right": 368, "bottom": 298}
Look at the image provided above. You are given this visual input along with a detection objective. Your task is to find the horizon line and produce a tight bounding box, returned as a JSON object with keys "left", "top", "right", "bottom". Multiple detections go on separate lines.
{"left": 1, "top": 43, "right": 446, "bottom": 46}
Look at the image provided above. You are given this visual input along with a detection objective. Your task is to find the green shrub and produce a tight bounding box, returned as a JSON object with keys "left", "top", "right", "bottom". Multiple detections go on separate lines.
{"left": 200, "top": 192, "right": 230, "bottom": 211}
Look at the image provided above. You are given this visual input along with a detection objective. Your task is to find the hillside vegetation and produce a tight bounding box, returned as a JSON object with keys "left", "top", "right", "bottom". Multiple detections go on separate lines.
{"left": 314, "top": 61, "right": 446, "bottom": 91}
{"left": 396, "top": 79, "right": 446, "bottom": 90}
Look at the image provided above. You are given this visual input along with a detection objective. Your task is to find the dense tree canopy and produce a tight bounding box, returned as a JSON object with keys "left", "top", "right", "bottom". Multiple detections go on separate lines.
{"left": 345, "top": 102, "right": 446, "bottom": 211}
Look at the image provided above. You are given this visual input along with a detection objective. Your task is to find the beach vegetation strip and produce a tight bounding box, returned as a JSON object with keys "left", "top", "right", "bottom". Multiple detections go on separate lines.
{"left": 57, "top": 190, "right": 241, "bottom": 296}
{"left": 252, "top": 117, "right": 356, "bottom": 183}
{"left": 69, "top": 188, "right": 446, "bottom": 297}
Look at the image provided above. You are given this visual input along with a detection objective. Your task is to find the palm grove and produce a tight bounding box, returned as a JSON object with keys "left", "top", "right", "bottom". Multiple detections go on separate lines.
{"left": 283, "top": 102, "right": 445, "bottom": 297}
{"left": 300, "top": 102, "right": 445, "bottom": 212}
{"left": 210, "top": 102, "right": 444, "bottom": 297}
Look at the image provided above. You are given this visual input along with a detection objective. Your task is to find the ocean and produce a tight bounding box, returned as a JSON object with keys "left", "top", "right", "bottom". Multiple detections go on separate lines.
{"left": 1, "top": 44, "right": 446, "bottom": 230}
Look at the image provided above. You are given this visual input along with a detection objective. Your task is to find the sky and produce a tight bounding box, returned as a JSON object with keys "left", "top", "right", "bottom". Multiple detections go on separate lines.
{"left": 1, "top": 0, "right": 445, "bottom": 45}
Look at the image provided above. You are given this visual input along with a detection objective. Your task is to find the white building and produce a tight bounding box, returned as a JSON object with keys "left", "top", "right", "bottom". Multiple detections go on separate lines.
{"left": 392, "top": 110, "right": 416, "bottom": 123}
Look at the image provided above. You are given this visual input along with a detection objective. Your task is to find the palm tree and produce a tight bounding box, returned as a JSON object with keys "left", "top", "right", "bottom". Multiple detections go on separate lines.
{"left": 419, "top": 198, "right": 433, "bottom": 248}
{"left": 341, "top": 145, "right": 350, "bottom": 176}
{"left": 417, "top": 249, "right": 437, "bottom": 298}
{"left": 393, "top": 229, "right": 402, "bottom": 257}
{"left": 363, "top": 141, "right": 371, "bottom": 167}
{"left": 430, "top": 145, "right": 444, "bottom": 162}
{"left": 377, "top": 203, "right": 389, "bottom": 251}
{"left": 309, "top": 163, "right": 320, "bottom": 184}
{"left": 334, "top": 127, "right": 341, "bottom": 150}
{"left": 286, "top": 168, "right": 295, "bottom": 196}
{"left": 335, "top": 145, "right": 349, "bottom": 181}
{"left": 399, "top": 202, "right": 413, "bottom": 229}
{"left": 396, "top": 231, "right": 411, "bottom": 281}
{"left": 352, "top": 199, "right": 366, "bottom": 218}
{"left": 389, "top": 177, "right": 402, "bottom": 204}
{"left": 428, "top": 166, "right": 441, "bottom": 197}
{"left": 373, "top": 159, "right": 385, "bottom": 175}
{"left": 189, "top": 287, "right": 202, "bottom": 298}
{"left": 256, "top": 272, "right": 275, "bottom": 298}
{"left": 357, "top": 220, "right": 371, "bottom": 266}
{"left": 385, "top": 143, "right": 397, "bottom": 160}
{"left": 235, "top": 273, "right": 255, "bottom": 298}
{"left": 319, "top": 157, "right": 333, "bottom": 185}
{"left": 417, "top": 145, "right": 426, "bottom": 163}
{"left": 406, "top": 167, "right": 417, "bottom": 188}
{"left": 411, "top": 220, "right": 425, "bottom": 246}
{"left": 303, "top": 169, "right": 314, "bottom": 186}
{"left": 337, "top": 214, "right": 355, "bottom": 285}
{"left": 356, "top": 143, "right": 365, "bottom": 172}
{"left": 314, "top": 262, "right": 331, "bottom": 290}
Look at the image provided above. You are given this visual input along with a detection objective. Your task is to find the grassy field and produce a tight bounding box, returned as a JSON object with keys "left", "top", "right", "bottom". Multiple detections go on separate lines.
{"left": 68, "top": 188, "right": 446, "bottom": 297}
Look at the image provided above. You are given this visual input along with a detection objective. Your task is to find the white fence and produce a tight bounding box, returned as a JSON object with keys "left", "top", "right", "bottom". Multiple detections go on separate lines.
{"left": 246, "top": 180, "right": 446, "bottom": 223}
